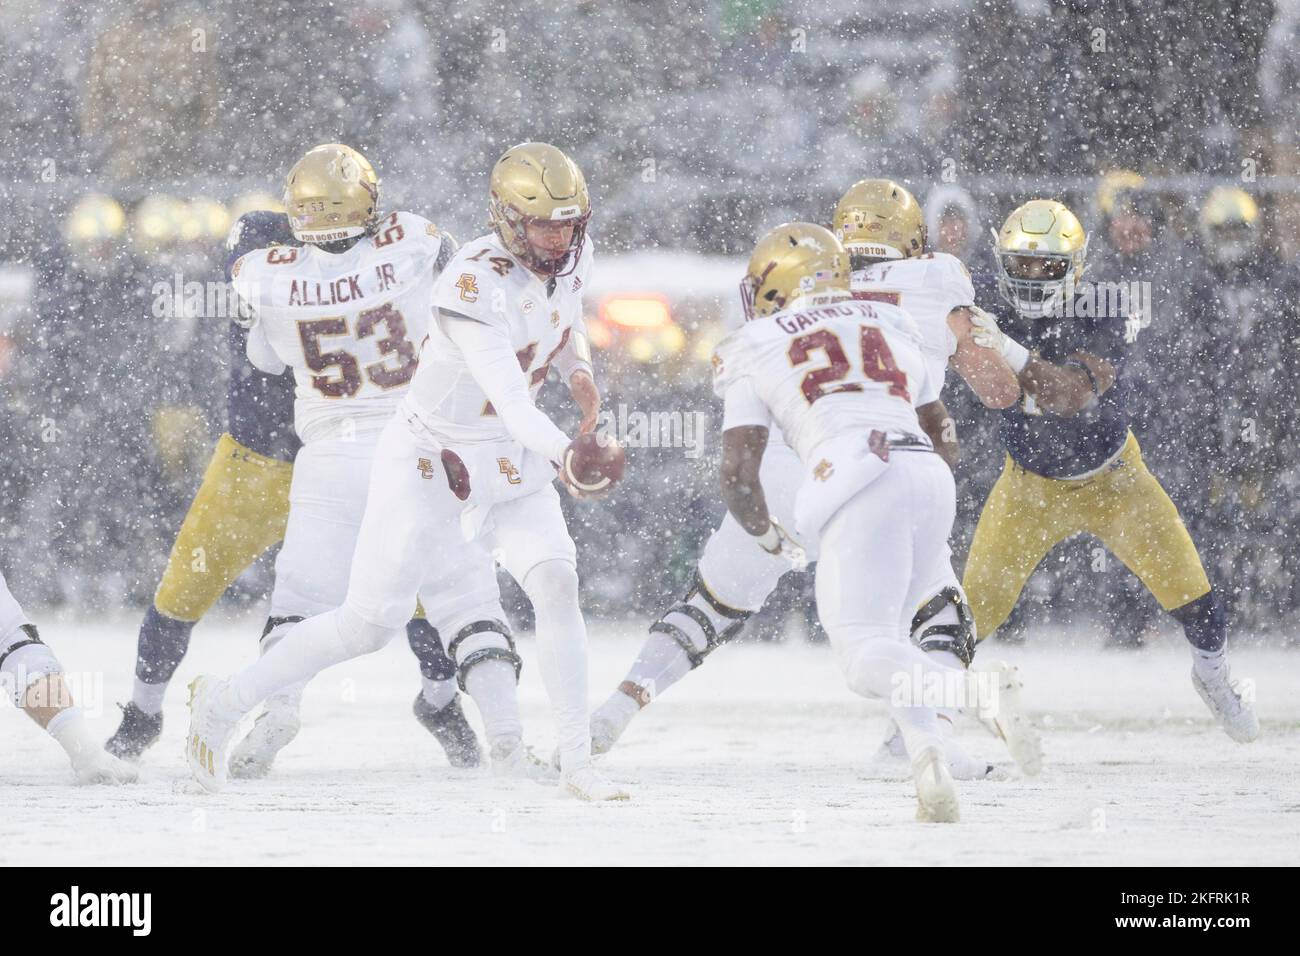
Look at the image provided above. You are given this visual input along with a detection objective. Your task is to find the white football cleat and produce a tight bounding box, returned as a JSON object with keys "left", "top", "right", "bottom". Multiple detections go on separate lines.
{"left": 910, "top": 745, "right": 960, "bottom": 823}
{"left": 976, "top": 661, "right": 1043, "bottom": 776}
{"left": 562, "top": 764, "right": 630, "bottom": 802}
{"left": 229, "top": 697, "right": 301, "bottom": 780}
{"left": 186, "top": 676, "right": 241, "bottom": 793}
{"left": 870, "top": 720, "right": 1006, "bottom": 781}
{"left": 1192, "top": 666, "right": 1259, "bottom": 743}
{"left": 72, "top": 748, "right": 139, "bottom": 786}
{"left": 491, "top": 741, "right": 560, "bottom": 782}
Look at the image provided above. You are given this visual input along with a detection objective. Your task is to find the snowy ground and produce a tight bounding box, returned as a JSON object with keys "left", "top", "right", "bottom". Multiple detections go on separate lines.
{"left": 3, "top": 611, "right": 1299, "bottom": 866}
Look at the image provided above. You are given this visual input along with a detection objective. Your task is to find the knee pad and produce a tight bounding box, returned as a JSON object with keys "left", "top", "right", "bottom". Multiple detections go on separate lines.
{"left": 448, "top": 620, "right": 521, "bottom": 692}
{"left": 649, "top": 571, "right": 751, "bottom": 669}
{"left": 0, "top": 624, "right": 62, "bottom": 706}
{"left": 910, "top": 587, "right": 976, "bottom": 667}
{"left": 336, "top": 606, "right": 399, "bottom": 656}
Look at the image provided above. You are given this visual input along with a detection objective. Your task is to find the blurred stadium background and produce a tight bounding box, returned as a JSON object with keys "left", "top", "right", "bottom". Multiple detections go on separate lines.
{"left": 1, "top": 0, "right": 1298, "bottom": 647}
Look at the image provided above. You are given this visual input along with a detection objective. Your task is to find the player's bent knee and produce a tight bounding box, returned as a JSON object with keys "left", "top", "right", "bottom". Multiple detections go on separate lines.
{"left": 835, "top": 629, "right": 910, "bottom": 701}
{"left": 448, "top": 619, "right": 521, "bottom": 692}
{"left": 0, "top": 625, "right": 63, "bottom": 706}
{"left": 336, "top": 606, "right": 400, "bottom": 656}
{"left": 521, "top": 558, "right": 580, "bottom": 611}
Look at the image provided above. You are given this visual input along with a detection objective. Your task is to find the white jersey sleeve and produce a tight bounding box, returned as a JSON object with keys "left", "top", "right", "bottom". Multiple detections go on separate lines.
{"left": 721, "top": 376, "right": 773, "bottom": 432}
{"left": 245, "top": 319, "right": 287, "bottom": 375}
{"left": 442, "top": 315, "right": 571, "bottom": 463}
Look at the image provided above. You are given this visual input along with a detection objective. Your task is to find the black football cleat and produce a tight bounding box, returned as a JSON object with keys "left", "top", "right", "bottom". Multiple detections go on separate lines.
{"left": 105, "top": 702, "right": 163, "bottom": 761}
{"left": 412, "top": 693, "right": 483, "bottom": 768}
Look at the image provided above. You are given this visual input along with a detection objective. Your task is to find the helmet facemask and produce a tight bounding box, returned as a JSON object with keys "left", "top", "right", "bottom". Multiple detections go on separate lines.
{"left": 992, "top": 229, "right": 1087, "bottom": 319}
{"left": 490, "top": 193, "right": 590, "bottom": 278}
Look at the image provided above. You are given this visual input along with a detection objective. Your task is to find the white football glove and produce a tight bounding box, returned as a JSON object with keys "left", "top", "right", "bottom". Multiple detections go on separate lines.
{"left": 967, "top": 305, "right": 1005, "bottom": 351}
{"left": 968, "top": 305, "right": 1030, "bottom": 372}
{"left": 755, "top": 519, "right": 807, "bottom": 570}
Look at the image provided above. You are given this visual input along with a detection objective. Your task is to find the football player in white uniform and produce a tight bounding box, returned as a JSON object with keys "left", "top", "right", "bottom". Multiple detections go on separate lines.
{"left": 592, "top": 181, "right": 1037, "bottom": 778}
{"left": 1, "top": 570, "right": 137, "bottom": 784}
{"left": 187, "top": 143, "right": 627, "bottom": 801}
{"left": 710, "top": 222, "right": 976, "bottom": 820}
{"left": 222, "top": 143, "right": 492, "bottom": 777}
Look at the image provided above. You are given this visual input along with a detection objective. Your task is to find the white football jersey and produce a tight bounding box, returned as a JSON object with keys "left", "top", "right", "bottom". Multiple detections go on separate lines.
{"left": 233, "top": 211, "right": 453, "bottom": 443}
{"left": 406, "top": 231, "right": 593, "bottom": 446}
{"left": 851, "top": 251, "right": 974, "bottom": 389}
{"left": 712, "top": 297, "right": 936, "bottom": 464}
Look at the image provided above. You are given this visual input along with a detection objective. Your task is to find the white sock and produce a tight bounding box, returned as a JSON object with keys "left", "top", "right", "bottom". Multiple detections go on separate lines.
{"left": 593, "top": 686, "right": 641, "bottom": 735}
{"left": 264, "top": 678, "right": 307, "bottom": 715}
{"left": 1192, "top": 645, "right": 1227, "bottom": 680}
{"left": 463, "top": 660, "right": 521, "bottom": 753}
{"left": 621, "top": 630, "right": 696, "bottom": 701}
{"left": 523, "top": 561, "right": 590, "bottom": 773}
{"left": 421, "top": 676, "right": 458, "bottom": 711}
{"left": 225, "top": 609, "right": 359, "bottom": 714}
{"left": 132, "top": 678, "right": 167, "bottom": 716}
{"left": 47, "top": 707, "right": 98, "bottom": 765}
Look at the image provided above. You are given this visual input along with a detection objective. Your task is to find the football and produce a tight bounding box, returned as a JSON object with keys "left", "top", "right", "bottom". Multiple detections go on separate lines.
{"left": 563, "top": 432, "right": 626, "bottom": 494}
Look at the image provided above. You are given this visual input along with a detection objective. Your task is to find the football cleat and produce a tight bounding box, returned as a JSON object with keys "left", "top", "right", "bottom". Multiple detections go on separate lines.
{"left": 105, "top": 702, "right": 163, "bottom": 761}
{"left": 185, "top": 676, "right": 241, "bottom": 793}
{"left": 1192, "top": 666, "right": 1259, "bottom": 743}
{"left": 72, "top": 748, "right": 139, "bottom": 786}
{"left": 491, "top": 741, "right": 560, "bottom": 783}
{"left": 229, "top": 698, "right": 301, "bottom": 780}
{"left": 911, "top": 745, "right": 960, "bottom": 823}
{"left": 976, "top": 661, "right": 1044, "bottom": 776}
{"left": 870, "top": 720, "right": 1006, "bottom": 781}
{"left": 412, "top": 693, "right": 482, "bottom": 768}
{"left": 562, "top": 765, "right": 630, "bottom": 802}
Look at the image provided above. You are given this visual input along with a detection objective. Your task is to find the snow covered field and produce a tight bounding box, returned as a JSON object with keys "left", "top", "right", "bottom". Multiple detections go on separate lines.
{"left": 3, "top": 612, "right": 1298, "bottom": 867}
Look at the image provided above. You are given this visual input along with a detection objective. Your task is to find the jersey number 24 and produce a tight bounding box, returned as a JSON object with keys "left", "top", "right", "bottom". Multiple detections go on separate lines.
{"left": 788, "top": 327, "right": 910, "bottom": 405}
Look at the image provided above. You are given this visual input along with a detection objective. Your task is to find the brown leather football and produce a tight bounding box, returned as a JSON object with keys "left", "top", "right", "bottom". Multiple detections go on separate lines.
{"left": 563, "top": 432, "right": 626, "bottom": 494}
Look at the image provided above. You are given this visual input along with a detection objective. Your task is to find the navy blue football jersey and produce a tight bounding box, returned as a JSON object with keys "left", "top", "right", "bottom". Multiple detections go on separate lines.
{"left": 974, "top": 271, "right": 1132, "bottom": 478}
{"left": 223, "top": 211, "right": 300, "bottom": 461}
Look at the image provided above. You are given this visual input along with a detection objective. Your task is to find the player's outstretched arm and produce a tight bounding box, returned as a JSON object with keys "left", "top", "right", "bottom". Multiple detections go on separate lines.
{"left": 442, "top": 309, "right": 571, "bottom": 464}
{"left": 967, "top": 306, "right": 1114, "bottom": 416}
{"left": 720, "top": 425, "right": 771, "bottom": 537}
{"left": 947, "top": 307, "right": 1020, "bottom": 409}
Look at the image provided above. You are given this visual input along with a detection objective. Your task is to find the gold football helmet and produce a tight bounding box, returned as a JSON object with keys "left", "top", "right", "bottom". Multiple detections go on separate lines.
{"left": 992, "top": 199, "right": 1088, "bottom": 318}
{"left": 832, "top": 178, "right": 926, "bottom": 263}
{"left": 741, "top": 222, "right": 849, "bottom": 321}
{"left": 283, "top": 143, "right": 380, "bottom": 243}
{"left": 1198, "top": 186, "right": 1259, "bottom": 265}
{"left": 489, "top": 142, "right": 590, "bottom": 277}
{"left": 1097, "top": 170, "right": 1145, "bottom": 218}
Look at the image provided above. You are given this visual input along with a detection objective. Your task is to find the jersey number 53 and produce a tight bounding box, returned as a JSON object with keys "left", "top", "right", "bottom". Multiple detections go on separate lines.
{"left": 296, "top": 303, "right": 418, "bottom": 398}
